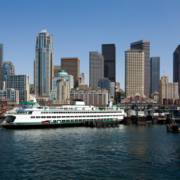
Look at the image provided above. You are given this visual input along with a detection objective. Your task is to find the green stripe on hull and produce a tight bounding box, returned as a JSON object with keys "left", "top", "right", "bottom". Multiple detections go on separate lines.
{"left": 9, "top": 119, "right": 123, "bottom": 125}
{"left": 10, "top": 122, "right": 42, "bottom": 125}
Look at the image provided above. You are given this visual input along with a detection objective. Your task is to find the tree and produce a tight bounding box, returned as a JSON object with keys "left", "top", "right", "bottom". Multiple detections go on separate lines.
{"left": 114, "top": 91, "right": 125, "bottom": 104}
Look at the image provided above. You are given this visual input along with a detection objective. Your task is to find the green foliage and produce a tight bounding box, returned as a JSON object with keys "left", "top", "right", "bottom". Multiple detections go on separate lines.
{"left": 114, "top": 91, "right": 124, "bottom": 104}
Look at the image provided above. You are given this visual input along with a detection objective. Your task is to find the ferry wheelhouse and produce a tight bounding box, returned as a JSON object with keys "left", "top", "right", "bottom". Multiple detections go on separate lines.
{"left": 2, "top": 99, "right": 126, "bottom": 128}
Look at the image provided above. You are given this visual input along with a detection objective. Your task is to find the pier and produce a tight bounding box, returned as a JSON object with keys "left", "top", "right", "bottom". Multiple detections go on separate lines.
{"left": 84, "top": 120, "right": 122, "bottom": 128}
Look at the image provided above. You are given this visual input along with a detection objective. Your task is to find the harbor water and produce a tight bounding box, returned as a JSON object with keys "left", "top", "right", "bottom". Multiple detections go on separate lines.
{"left": 0, "top": 124, "right": 180, "bottom": 179}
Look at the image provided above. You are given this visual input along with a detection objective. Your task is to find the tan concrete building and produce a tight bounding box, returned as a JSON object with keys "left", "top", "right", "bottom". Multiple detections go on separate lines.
{"left": 131, "top": 40, "right": 150, "bottom": 97}
{"left": 70, "top": 88, "right": 108, "bottom": 106}
{"left": 54, "top": 66, "right": 61, "bottom": 77}
{"left": 79, "top": 84, "right": 89, "bottom": 90}
{"left": 116, "top": 82, "right": 120, "bottom": 92}
{"left": 61, "top": 57, "right": 80, "bottom": 88}
{"left": 125, "top": 49, "right": 145, "bottom": 97}
{"left": 53, "top": 77, "right": 70, "bottom": 105}
{"left": 159, "top": 75, "right": 179, "bottom": 104}
{"left": 151, "top": 91, "right": 159, "bottom": 102}
{"left": 80, "top": 73, "right": 86, "bottom": 84}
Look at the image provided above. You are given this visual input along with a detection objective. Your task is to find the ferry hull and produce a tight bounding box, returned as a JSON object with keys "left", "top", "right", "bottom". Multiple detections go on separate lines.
{"left": 1, "top": 122, "right": 84, "bottom": 129}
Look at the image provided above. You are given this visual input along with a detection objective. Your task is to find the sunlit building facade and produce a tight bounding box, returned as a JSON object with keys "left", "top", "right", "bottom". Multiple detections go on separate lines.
{"left": 50, "top": 69, "right": 73, "bottom": 100}
{"left": 125, "top": 49, "right": 145, "bottom": 97}
{"left": 130, "top": 40, "right": 150, "bottom": 97}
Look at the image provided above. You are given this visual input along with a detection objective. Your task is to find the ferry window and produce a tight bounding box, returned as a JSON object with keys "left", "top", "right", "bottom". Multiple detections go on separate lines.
{"left": 28, "top": 111, "right": 33, "bottom": 114}
{"left": 31, "top": 116, "right": 35, "bottom": 118}
{"left": 52, "top": 116, "right": 56, "bottom": 118}
{"left": 57, "top": 116, "right": 61, "bottom": 118}
{"left": 42, "top": 116, "right": 46, "bottom": 118}
{"left": 47, "top": 116, "right": 51, "bottom": 118}
{"left": 36, "top": 116, "right": 40, "bottom": 118}
{"left": 62, "top": 116, "right": 65, "bottom": 118}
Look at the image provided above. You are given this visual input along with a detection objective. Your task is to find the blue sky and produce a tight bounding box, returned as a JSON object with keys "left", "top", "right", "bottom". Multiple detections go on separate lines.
{"left": 0, "top": 0, "right": 180, "bottom": 90}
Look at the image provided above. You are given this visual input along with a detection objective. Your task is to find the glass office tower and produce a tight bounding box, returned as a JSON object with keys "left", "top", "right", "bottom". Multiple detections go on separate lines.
{"left": 0, "top": 44, "right": 3, "bottom": 90}
{"left": 98, "top": 78, "right": 110, "bottom": 99}
{"left": 34, "top": 28, "right": 54, "bottom": 97}
{"left": 102, "top": 44, "right": 116, "bottom": 83}
{"left": 150, "top": 57, "right": 160, "bottom": 96}
{"left": 3, "top": 62, "right": 15, "bottom": 81}
{"left": 89, "top": 51, "right": 104, "bottom": 88}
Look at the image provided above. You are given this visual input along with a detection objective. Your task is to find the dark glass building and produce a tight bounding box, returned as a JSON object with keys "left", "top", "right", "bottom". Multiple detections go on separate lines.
{"left": 102, "top": 44, "right": 116, "bottom": 83}
{"left": 150, "top": 57, "right": 160, "bottom": 96}
{"left": 0, "top": 44, "right": 3, "bottom": 90}
{"left": 131, "top": 40, "right": 150, "bottom": 97}
{"left": 98, "top": 78, "right": 110, "bottom": 97}
{"left": 173, "top": 45, "right": 180, "bottom": 94}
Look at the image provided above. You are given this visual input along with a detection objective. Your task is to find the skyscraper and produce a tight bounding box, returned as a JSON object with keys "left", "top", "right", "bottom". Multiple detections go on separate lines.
{"left": 173, "top": 45, "right": 180, "bottom": 94}
{"left": 150, "top": 57, "right": 160, "bottom": 96}
{"left": 131, "top": 40, "right": 150, "bottom": 97}
{"left": 34, "top": 28, "right": 54, "bottom": 97}
{"left": 0, "top": 44, "right": 3, "bottom": 90}
{"left": 125, "top": 49, "right": 145, "bottom": 97}
{"left": 89, "top": 51, "right": 104, "bottom": 88}
{"left": 102, "top": 44, "right": 116, "bottom": 82}
{"left": 3, "top": 62, "right": 15, "bottom": 81}
{"left": 61, "top": 57, "right": 80, "bottom": 88}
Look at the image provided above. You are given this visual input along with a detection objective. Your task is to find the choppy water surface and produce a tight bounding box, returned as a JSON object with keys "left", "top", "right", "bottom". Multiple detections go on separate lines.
{"left": 0, "top": 124, "right": 180, "bottom": 179}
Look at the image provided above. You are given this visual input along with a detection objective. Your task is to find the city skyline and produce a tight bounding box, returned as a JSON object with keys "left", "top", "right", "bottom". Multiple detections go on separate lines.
{"left": 1, "top": 0, "right": 180, "bottom": 90}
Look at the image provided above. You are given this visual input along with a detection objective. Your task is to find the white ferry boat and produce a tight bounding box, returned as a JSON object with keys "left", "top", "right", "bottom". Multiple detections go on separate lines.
{"left": 2, "top": 99, "right": 126, "bottom": 129}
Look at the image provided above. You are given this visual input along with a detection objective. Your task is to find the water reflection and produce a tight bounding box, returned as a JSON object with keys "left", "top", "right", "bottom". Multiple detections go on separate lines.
{"left": 0, "top": 125, "right": 180, "bottom": 179}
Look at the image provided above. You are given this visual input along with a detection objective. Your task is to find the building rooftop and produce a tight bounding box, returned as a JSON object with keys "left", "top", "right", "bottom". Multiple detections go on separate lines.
{"left": 131, "top": 40, "right": 150, "bottom": 45}
{"left": 58, "top": 69, "right": 66, "bottom": 73}
{"left": 40, "top": 28, "right": 48, "bottom": 34}
{"left": 125, "top": 49, "right": 144, "bottom": 52}
{"left": 61, "top": 57, "right": 80, "bottom": 60}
